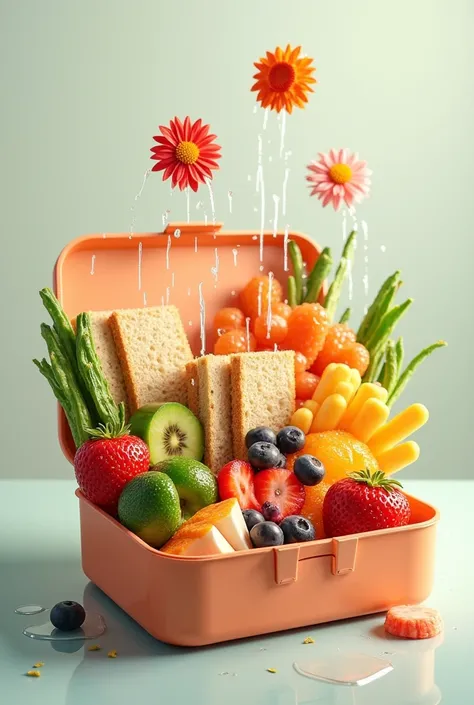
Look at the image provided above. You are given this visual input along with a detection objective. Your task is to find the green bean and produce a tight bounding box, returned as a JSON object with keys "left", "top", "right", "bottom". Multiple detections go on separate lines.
{"left": 365, "top": 299, "right": 413, "bottom": 356}
{"left": 388, "top": 341, "right": 447, "bottom": 407}
{"left": 76, "top": 313, "right": 121, "bottom": 429}
{"left": 356, "top": 271, "right": 400, "bottom": 344}
{"left": 287, "top": 276, "right": 297, "bottom": 308}
{"left": 39, "top": 324, "right": 92, "bottom": 447}
{"left": 362, "top": 343, "right": 386, "bottom": 383}
{"left": 395, "top": 337, "right": 404, "bottom": 377}
{"left": 339, "top": 307, "right": 351, "bottom": 324}
{"left": 39, "top": 288, "right": 77, "bottom": 369}
{"left": 324, "top": 230, "right": 356, "bottom": 320}
{"left": 288, "top": 241, "right": 304, "bottom": 304}
{"left": 304, "top": 247, "right": 333, "bottom": 303}
{"left": 382, "top": 340, "right": 398, "bottom": 395}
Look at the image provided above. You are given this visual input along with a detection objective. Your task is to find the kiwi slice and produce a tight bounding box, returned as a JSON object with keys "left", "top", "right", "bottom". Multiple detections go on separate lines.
{"left": 129, "top": 402, "right": 204, "bottom": 465}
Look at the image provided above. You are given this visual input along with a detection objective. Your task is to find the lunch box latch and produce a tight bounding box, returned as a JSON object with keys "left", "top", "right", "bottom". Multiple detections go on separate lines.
{"left": 274, "top": 545, "right": 300, "bottom": 585}
{"left": 332, "top": 536, "right": 359, "bottom": 575}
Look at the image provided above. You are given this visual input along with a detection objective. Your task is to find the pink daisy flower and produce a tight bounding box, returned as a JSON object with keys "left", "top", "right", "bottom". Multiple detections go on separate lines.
{"left": 306, "top": 149, "right": 372, "bottom": 211}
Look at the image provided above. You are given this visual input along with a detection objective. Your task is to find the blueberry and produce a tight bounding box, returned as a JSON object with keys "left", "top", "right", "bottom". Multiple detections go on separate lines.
{"left": 242, "top": 509, "right": 265, "bottom": 531}
{"left": 50, "top": 601, "right": 86, "bottom": 632}
{"left": 245, "top": 426, "right": 277, "bottom": 449}
{"left": 261, "top": 501, "right": 283, "bottom": 524}
{"left": 250, "top": 521, "right": 284, "bottom": 548}
{"left": 248, "top": 441, "right": 281, "bottom": 470}
{"left": 294, "top": 455, "right": 326, "bottom": 486}
{"left": 280, "top": 515, "right": 316, "bottom": 544}
{"left": 277, "top": 426, "right": 306, "bottom": 454}
{"left": 275, "top": 452, "right": 287, "bottom": 469}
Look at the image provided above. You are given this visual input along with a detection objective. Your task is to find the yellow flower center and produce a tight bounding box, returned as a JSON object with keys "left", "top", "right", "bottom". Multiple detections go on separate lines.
{"left": 175, "top": 141, "right": 200, "bottom": 165}
{"left": 329, "top": 163, "right": 352, "bottom": 184}
{"left": 268, "top": 62, "right": 296, "bottom": 92}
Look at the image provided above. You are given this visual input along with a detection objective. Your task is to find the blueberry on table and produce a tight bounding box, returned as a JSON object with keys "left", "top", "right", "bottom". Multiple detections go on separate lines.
{"left": 261, "top": 501, "right": 283, "bottom": 524}
{"left": 250, "top": 521, "right": 284, "bottom": 548}
{"left": 242, "top": 509, "right": 265, "bottom": 531}
{"left": 248, "top": 441, "right": 281, "bottom": 470}
{"left": 50, "top": 601, "right": 86, "bottom": 632}
{"left": 280, "top": 515, "right": 316, "bottom": 544}
{"left": 294, "top": 455, "right": 325, "bottom": 486}
{"left": 277, "top": 426, "right": 306, "bottom": 454}
{"left": 245, "top": 426, "right": 277, "bottom": 449}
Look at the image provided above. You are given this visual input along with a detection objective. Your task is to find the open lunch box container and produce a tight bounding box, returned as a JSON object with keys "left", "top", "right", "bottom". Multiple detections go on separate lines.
{"left": 54, "top": 222, "right": 439, "bottom": 647}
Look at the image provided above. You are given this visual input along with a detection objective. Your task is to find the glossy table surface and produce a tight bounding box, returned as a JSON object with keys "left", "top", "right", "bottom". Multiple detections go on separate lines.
{"left": 0, "top": 479, "right": 471, "bottom": 704}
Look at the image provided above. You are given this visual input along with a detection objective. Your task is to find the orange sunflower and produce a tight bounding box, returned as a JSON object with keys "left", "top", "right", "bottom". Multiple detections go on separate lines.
{"left": 251, "top": 45, "right": 316, "bottom": 113}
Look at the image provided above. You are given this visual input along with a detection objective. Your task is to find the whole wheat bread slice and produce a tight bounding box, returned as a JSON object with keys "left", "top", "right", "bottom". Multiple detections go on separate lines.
{"left": 110, "top": 306, "right": 193, "bottom": 414}
{"left": 231, "top": 351, "right": 295, "bottom": 460}
{"left": 196, "top": 354, "right": 233, "bottom": 475}
{"left": 185, "top": 360, "right": 200, "bottom": 416}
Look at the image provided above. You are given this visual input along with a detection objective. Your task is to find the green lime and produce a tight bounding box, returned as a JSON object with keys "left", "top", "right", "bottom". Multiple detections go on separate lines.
{"left": 153, "top": 458, "right": 218, "bottom": 520}
{"left": 118, "top": 472, "right": 181, "bottom": 548}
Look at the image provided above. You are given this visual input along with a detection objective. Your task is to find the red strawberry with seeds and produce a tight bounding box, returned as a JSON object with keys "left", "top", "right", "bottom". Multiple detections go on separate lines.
{"left": 323, "top": 469, "right": 411, "bottom": 537}
{"left": 254, "top": 469, "right": 305, "bottom": 520}
{"left": 74, "top": 421, "right": 150, "bottom": 515}
{"left": 217, "top": 460, "right": 260, "bottom": 511}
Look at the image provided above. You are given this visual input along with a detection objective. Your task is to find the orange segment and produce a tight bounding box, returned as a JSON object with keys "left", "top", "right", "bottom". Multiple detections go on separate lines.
{"left": 287, "top": 430, "right": 379, "bottom": 538}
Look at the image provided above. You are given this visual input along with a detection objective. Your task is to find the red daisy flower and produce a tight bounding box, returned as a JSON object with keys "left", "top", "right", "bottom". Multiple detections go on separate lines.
{"left": 150, "top": 116, "right": 221, "bottom": 192}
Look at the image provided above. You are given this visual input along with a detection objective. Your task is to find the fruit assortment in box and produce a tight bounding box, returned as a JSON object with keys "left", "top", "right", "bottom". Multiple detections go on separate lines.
{"left": 34, "top": 257, "right": 443, "bottom": 555}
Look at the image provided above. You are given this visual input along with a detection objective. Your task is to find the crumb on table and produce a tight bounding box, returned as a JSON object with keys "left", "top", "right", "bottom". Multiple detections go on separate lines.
{"left": 26, "top": 670, "right": 41, "bottom": 678}
{"left": 303, "top": 637, "right": 315, "bottom": 644}
{"left": 107, "top": 650, "right": 118, "bottom": 658}
{"left": 33, "top": 662, "right": 45, "bottom": 668}
{"left": 88, "top": 645, "right": 101, "bottom": 651}
{"left": 267, "top": 668, "right": 277, "bottom": 673}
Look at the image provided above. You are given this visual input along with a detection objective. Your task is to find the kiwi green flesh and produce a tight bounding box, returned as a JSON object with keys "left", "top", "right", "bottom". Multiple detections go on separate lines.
{"left": 143, "top": 403, "right": 204, "bottom": 465}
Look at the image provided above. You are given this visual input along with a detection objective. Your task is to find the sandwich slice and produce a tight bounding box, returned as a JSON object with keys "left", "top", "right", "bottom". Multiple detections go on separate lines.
{"left": 196, "top": 354, "right": 233, "bottom": 475}
{"left": 231, "top": 350, "right": 295, "bottom": 460}
{"left": 185, "top": 359, "right": 199, "bottom": 416}
{"left": 110, "top": 306, "right": 193, "bottom": 414}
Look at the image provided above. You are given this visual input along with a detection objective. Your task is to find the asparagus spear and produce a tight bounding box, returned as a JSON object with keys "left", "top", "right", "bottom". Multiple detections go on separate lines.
{"left": 363, "top": 343, "right": 386, "bottom": 383}
{"left": 382, "top": 340, "right": 398, "bottom": 395}
{"left": 76, "top": 312, "right": 121, "bottom": 428}
{"left": 365, "top": 298, "right": 413, "bottom": 356}
{"left": 395, "top": 337, "right": 404, "bottom": 375}
{"left": 387, "top": 341, "right": 447, "bottom": 407}
{"left": 324, "top": 230, "right": 357, "bottom": 320}
{"left": 39, "top": 324, "right": 92, "bottom": 447}
{"left": 288, "top": 241, "right": 304, "bottom": 305}
{"left": 356, "top": 271, "right": 400, "bottom": 344}
{"left": 304, "top": 247, "right": 333, "bottom": 303}
{"left": 339, "top": 308, "right": 351, "bottom": 324}
{"left": 287, "top": 276, "right": 297, "bottom": 308}
{"left": 33, "top": 357, "right": 83, "bottom": 448}
{"left": 39, "top": 288, "right": 76, "bottom": 370}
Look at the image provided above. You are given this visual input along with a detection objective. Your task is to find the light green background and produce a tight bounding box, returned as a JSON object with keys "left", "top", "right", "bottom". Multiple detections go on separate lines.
{"left": 1, "top": 0, "right": 471, "bottom": 479}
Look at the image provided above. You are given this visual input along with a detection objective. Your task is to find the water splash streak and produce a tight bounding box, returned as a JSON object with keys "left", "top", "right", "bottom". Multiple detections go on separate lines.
{"left": 279, "top": 111, "right": 287, "bottom": 158}
{"left": 130, "top": 169, "right": 151, "bottom": 237}
{"left": 90, "top": 255, "right": 96, "bottom": 275}
{"left": 283, "top": 225, "right": 290, "bottom": 271}
{"left": 166, "top": 236, "right": 171, "bottom": 269}
{"left": 266, "top": 272, "right": 274, "bottom": 339}
{"left": 198, "top": 283, "right": 206, "bottom": 355}
{"left": 282, "top": 168, "right": 290, "bottom": 216}
{"left": 272, "top": 195, "right": 280, "bottom": 238}
{"left": 138, "top": 242, "right": 142, "bottom": 291}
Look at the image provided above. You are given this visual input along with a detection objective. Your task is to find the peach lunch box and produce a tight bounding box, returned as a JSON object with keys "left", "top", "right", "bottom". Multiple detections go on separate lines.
{"left": 53, "top": 223, "right": 439, "bottom": 646}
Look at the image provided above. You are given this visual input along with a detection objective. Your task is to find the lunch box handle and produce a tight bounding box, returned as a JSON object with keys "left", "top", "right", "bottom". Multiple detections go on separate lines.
{"left": 274, "top": 537, "right": 359, "bottom": 585}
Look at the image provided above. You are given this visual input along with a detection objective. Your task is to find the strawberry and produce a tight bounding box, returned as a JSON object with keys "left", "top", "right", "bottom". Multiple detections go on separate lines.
{"left": 74, "top": 422, "right": 150, "bottom": 515}
{"left": 254, "top": 469, "right": 305, "bottom": 519}
{"left": 323, "top": 469, "right": 411, "bottom": 537}
{"left": 217, "top": 460, "right": 260, "bottom": 511}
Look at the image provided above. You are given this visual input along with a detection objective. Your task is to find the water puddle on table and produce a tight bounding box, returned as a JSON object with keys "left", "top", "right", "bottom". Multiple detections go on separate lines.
{"left": 294, "top": 652, "right": 393, "bottom": 686}
{"left": 16, "top": 606, "right": 106, "bottom": 642}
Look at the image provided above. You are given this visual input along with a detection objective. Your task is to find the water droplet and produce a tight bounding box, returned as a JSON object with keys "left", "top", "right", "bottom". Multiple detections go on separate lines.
{"left": 198, "top": 283, "right": 206, "bottom": 356}
{"left": 268, "top": 156, "right": 273, "bottom": 162}
{"left": 143, "top": 291, "right": 147, "bottom": 306}
{"left": 188, "top": 320, "right": 193, "bottom": 326}
{"left": 211, "top": 248, "right": 219, "bottom": 286}
{"left": 247, "top": 175, "right": 252, "bottom": 182}
{"left": 194, "top": 236, "right": 198, "bottom": 253}
{"left": 205, "top": 178, "right": 216, "bottom": 226}
{"left": 23, "top": 612, "right": 106, "bottom": 642}
{"left": 174, "top": 228, "right": 181, "bottom": 239}
{"left": 283, "top": 225, "right": 290, "bottom": 271}
{"left": 130, "top": 169, "right": 151, "bottom": 237}
{"left": 162, "top": 209, "right": 171, "bottom": 228}
{"left": 90, "top": 255, "right": 96, "bottom": 276}
{"left": 252, "top": 235, "right": 258, "bottom": 240}
{"left": 282, "top": 168, "right": 290, "bottom": 217}
{"left": 185, "top": 187, "right": 190, "bottom": 223}
{"left": 232, "top": 248, "right": 238, "bottom": 266}
{"left": 266, "top": 272, "right": 274, "bottom": 338}
{"left": 231, "top": 290, "right": 236, "bottom": 297}
{"left": 137, "top": 242, "right": 142, "bottom": 291}
{"left": 15, "top": 605, "right": 46, "bottom": 616}
{"left": 102, "top": 233, "right": 107, "bottom": 239}
{"left": 253, "top": 105, "right": 258, "bottom": 114}
{"left": 262, "top": 108, "right": 269, "bottom": 130}
{"left": 272, "top": 195, "right": 280, "bottom": 238}
{"left": 380, "top": 245, "right": 386, "bottom": 252}
{"left": 259, "top": 265, "right": 264, "bottom": 272}
{"left": 228, "top": 190, "right": 233, "bottom": 214}
{"left": 253, "top": 207, "right": 258, "bottom": 212}
{"left": 187, "top": 288, "right": 191, "bottom": 296}
{"left": 166, "top": 235, "right": 171, "bottom": 269}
